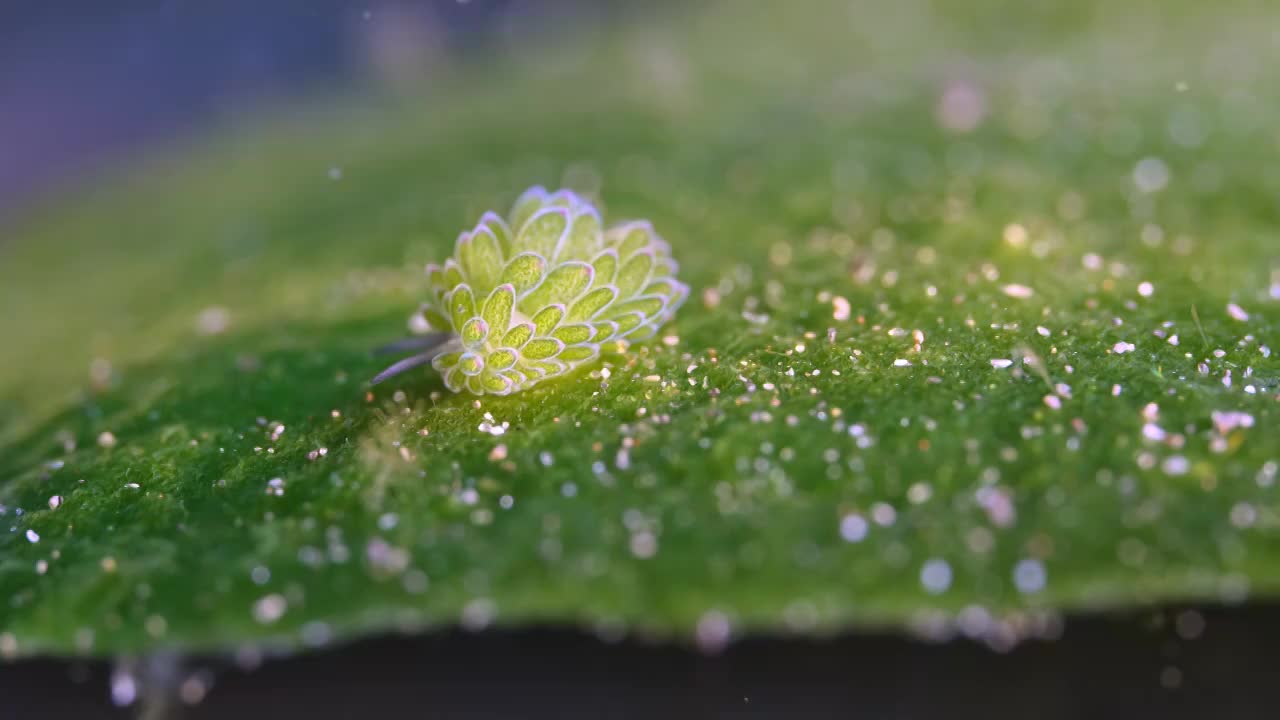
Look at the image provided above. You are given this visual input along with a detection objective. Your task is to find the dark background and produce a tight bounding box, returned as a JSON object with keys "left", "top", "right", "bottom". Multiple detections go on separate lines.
{"left": 4, "top": 604, "right": 1280, "bottom": 719}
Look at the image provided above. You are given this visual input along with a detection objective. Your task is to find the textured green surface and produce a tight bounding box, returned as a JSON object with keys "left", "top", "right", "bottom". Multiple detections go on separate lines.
{"left": 2, "top": 0, "right": 1279, "bottom": 657}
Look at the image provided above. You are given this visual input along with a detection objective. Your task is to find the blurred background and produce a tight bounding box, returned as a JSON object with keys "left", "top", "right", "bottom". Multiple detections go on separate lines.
{"left": 1, "top": 0, "right": 657, "bottom": 215}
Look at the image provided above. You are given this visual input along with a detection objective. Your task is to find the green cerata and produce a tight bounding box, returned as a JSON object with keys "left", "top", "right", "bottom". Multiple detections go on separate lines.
{"left": 372, "top": 187, "right": 689, "bottom": 395}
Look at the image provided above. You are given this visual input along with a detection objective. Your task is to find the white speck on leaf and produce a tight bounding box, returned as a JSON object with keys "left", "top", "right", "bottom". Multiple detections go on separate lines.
{"left": 920, "top": 558, "right": 953, "bottom": 594}
{"left": 1002, "top": 284, "right": 1035, "bottom": 299}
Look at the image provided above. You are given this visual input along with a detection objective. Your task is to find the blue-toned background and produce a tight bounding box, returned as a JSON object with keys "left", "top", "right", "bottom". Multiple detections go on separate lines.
{"left": 1, "top": 0, "right": 646, "bottom": 214}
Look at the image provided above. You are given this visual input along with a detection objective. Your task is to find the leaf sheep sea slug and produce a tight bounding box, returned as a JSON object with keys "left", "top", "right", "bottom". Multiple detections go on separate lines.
{"left": 372, "top": 186, "right": 690, "bottom": 395}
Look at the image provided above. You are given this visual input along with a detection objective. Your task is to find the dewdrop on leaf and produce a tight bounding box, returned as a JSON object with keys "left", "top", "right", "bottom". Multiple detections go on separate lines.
{"left": 372, "top": 187, "right": 690, "bottom": 395}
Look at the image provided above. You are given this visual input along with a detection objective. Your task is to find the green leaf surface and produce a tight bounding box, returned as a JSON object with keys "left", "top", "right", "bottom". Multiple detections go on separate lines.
{"left": 2, "top": 0, "right": 1279, "bottom": 658}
